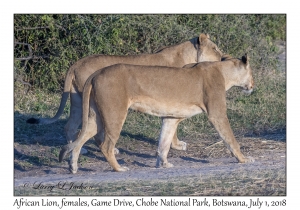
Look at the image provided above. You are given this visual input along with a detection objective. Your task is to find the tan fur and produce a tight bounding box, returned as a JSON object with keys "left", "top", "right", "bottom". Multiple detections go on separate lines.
{"left": 28, "top": 34, "right": 223, "bottom": 152}
{"left": 59, "top": 55, "right": 255, "bottom": 174}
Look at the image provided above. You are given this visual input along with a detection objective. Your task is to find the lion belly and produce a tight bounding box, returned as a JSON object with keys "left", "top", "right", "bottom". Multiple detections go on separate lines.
{"left": 129, "top": 98, "right": 202, "bottom": 118}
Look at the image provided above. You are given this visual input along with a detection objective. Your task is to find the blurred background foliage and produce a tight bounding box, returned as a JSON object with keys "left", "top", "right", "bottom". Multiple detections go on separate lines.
{"left": 14, "top": 14, "right": 286, "bottom": 92}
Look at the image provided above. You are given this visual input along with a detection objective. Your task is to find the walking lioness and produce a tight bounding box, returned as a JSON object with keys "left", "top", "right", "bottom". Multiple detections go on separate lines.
{"left": 59, "top": 54, "right": 255, "bottom": 174}
{"left": 27, "top": 34, "right": 223, "bottom": 152}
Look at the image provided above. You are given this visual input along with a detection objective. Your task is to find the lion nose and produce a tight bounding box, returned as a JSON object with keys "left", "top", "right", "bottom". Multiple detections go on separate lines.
{"left": 245, "top": 83, "right": 254, "bottom": 92}
{"left": 248, "top": 78, "right": 254, "bottom": 90}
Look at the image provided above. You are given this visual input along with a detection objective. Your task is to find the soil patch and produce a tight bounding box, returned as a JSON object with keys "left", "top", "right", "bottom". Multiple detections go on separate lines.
{"left": 14, "top": 132, "right": 286, "bottom": 195}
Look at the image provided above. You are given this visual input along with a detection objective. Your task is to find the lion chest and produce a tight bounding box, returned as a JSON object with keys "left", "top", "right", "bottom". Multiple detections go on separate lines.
{"left": 129, "top": 98, "right": 203, "bottom": 118}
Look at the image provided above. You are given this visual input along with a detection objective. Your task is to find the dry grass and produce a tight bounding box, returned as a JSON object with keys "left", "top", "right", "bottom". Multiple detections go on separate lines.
{"left": 14, "top": 168, "right": 285, "bottom": 196}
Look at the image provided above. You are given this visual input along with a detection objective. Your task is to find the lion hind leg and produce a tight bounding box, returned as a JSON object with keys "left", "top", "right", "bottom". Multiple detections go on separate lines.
{"left": 94, "top": 123, "right": 120, "bottom": 155}
{"left": 63, "top": 112, "right": 98, "bottom": 174}
{"left": 64, "top": 90, "right": 83, "bottom": 144}
{"left": 68, "top": 126, "right": 98, "bottom": 174}
{"left": 100, "top": 107, "right": 129, "bottom": 172}
{"left": 101, "top": 134, "right": 129, "bottom": 172}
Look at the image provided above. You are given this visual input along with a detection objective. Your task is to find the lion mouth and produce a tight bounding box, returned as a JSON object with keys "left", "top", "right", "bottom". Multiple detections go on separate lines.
{"left": 242, "top": 88, "right": 253, "bottom": 95}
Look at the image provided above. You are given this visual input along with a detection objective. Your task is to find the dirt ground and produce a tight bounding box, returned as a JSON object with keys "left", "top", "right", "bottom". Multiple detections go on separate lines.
{"left": 14, "top": 132, "right": 286, "bottom": 187}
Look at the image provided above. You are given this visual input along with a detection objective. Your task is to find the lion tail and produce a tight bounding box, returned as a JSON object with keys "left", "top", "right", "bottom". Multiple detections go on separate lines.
{"left": 80, "top": 71, "right": 95, "bottom": 136}
{"left": 26, "top": 66, "right": 75, "bottom": 125}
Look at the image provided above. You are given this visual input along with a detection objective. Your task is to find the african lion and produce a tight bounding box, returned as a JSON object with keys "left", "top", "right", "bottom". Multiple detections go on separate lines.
{"left": 59, "top": 54, "right": 255, "bottom": 174}
{"left": 27, "top": 33, "right": 223, "bottom": 153}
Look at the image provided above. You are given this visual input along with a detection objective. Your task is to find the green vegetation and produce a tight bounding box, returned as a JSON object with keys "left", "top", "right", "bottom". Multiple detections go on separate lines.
{"left": 14, "top": 14, "right": 285, "bottom": 91}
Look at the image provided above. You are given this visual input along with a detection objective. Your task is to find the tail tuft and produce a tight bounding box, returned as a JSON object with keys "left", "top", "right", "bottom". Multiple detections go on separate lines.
{"left": 26, "top": 118, "right": 40, "bottom": 124}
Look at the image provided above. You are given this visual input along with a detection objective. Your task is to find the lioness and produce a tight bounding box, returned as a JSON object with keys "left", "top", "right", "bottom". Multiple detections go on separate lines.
{"left": 27, "top": 34, "right": 223, "bottom": 153}
{"left": 59, "top": 54, "right": 255, "bottom": 174}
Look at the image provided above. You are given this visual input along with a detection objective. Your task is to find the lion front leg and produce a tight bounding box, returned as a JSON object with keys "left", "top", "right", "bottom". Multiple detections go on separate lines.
{"left": 208, "top": 115, "right": 254, "bottom": 163}
{"left": 161, "top": 118, "right": 187, "bottom": 151}
{"left": 170, "top": 129, "right": 187, "bottom": 151}
{"left": 156, "top": 118, "right": 181, "bottom": 168}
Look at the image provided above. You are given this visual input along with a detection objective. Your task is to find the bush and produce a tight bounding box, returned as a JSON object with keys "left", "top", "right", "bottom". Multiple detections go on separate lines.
{"left": 14, "top": 14, "right": 286, "bottom": 92}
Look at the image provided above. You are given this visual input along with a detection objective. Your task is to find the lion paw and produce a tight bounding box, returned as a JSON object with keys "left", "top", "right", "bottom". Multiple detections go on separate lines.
{"left": 69, "top": 164, "right": 78, "bottom": 174}
{"left": 162, "top": 162, "right": 174, "bottom": 168}
{"left": 244, "top": 156, "right": 255, "bottom": 163}
{"left": 239, "top": 156, "right": 255, "bottom": 163}
{"left": 115, "top": 166, "right": 129, "bottom": 172}
{"left": 156, "top": 159, "right": 174, "bottom": 168}
{"left": 171, "top": 141, "right": 187, "bottom": 151}
{"left": 114, "top": 148, "right": 120, "bottom": 155}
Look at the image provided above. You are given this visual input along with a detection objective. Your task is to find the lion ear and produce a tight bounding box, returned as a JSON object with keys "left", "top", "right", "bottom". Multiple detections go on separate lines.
{"left": 242, "top": 53, "right": 249, "bottom": 66}
{"left": 199, "top": 33, "right": 208, "bottom": 44}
